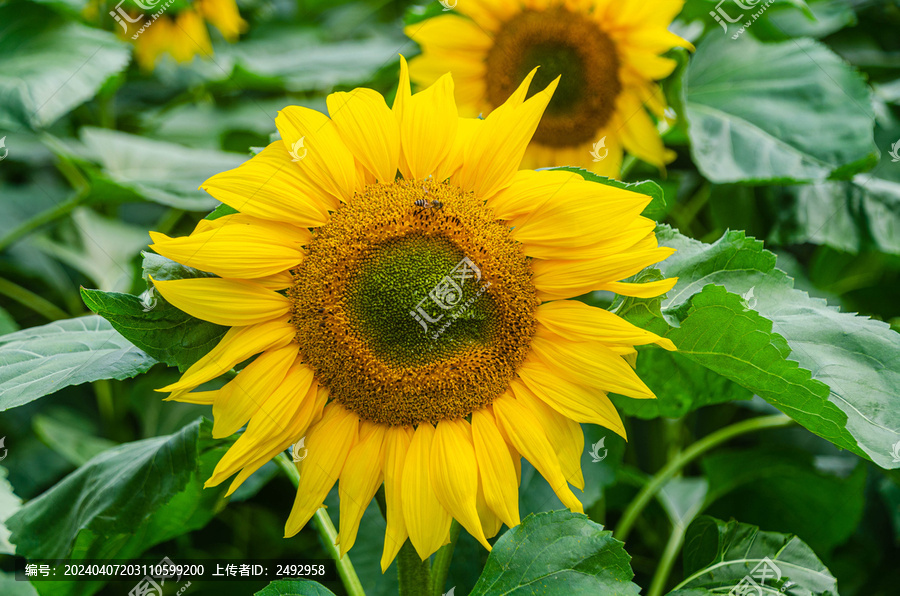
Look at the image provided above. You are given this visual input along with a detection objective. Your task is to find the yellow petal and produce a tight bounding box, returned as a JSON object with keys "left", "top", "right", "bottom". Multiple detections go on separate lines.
{"left": 517, "top": 358, "right": 626, "bottom": 438}
{"left": 530, "top": 334, "right": 655, "bottom": 400}
{"left": 149, "top": 221, "right": 305, "bottom": 279}
{"left": 157, "top": 316, "right": 295, "bottom": 396}
{"left": 211, "top": 345, "right": 297, "bottom": 438}
{"left": 431, "top": 419, "right": 491, "bottom": 550}
{"left": 536, "top": 300, "right": 676, "bottom": 351}
{"left": 598, "top": 278, "right": 678, "bottom": 298}
{"left": 275, "top": 106, "right": 360, "bottom": 203}
{"left": 205, "top": 361, "right": 316, "bottom": 489}
{"left": 402, "top": 423, "right": 452, "bottom": 560}
{"left": 285, "top": 403, "right": 360, "bottom": 537}
{"left": 471, "top": 409, "right": 520, "bottom": 529}
{"left": 454, "top": 73, "right": 558, "bottom": 200}
{"left": 492, "top": 397, "right": 583, "bottom": 513}
{"left": 398, "top": 73, "right": 458, "bottom": 180}
{"left": 510, "top": 379, "right": 585, "bottom": 491}
{"left": 327, "top": 89, "right": 400, "bottom": 183}
{"left": 531, "top": 246, "right": 676, "bottom": 301}
{"left": 381, "top": 426, "right": 414, "bottom": 573}
{"left": 200, "top": 142, "right": 335, "bottom": 227}
{"left": 151, "top": 276, "right": 291, "bottom": 327}
{"left": 338, "top": 422, "right": 387, "bottom": 557}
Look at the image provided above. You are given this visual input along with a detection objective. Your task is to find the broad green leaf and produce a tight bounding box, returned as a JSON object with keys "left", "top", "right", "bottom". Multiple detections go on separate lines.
{"left": 0, "top": 307, "right": 18, "bottom": 336}
{"left": 685, "top": 35, "right": 876, "bottom": 183}
{"left": 0, "top": 467, "right": 23, "bottom": 555}
{"left": 0, "top": 316, "right": 156, "bottom": 411}
{"left": 255, "top": 580, "right": 337, "bottom": 596}
{"left": 0, "top": 4, "right": 130, "bottom": 129}
{"left": 6, "top": 419, "right": 231, "bottom": 596}
{"left": 0, "top": 571, "right": 38, "bottom": 596}
{"left": 618, "top": 227, "right": 900, "bottom": 468}
{"left": 669, "top": 516, "right": 838, "bottom": 595}
{"left": 770, "top": 118, "right": 900, "bottom": 255}
{"left": 81, "top": 288, "right": 227, "bottom": 372}
{"left": 32, "top": 208, "right": 148, "bottom": 292}
{"left": 32, "top": 410, "right": 117, "bottom": 467}
{"left": 701, "top": 447, "right": 866, "bottom": 555}
{"left": 231, "top": 28, "right": 407, "bottom": 92}
{"left": 753, "top": 0, "right": 857, "bottom": 40}
{"left": 469, "top": 511, "right": 640, "bottom": 595}
{"left": 76, "top": 127, "right": 244, "bottom": 210}
{"left": 82, "top": 253, "right": 227, "bottom": 371}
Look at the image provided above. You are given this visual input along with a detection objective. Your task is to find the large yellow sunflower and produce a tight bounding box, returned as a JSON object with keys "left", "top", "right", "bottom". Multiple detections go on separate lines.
{"left": 148, "top": 58, "right": 676, "bottom": 570}
{"left": 405, "top": 0, "right": 692, "bottom": 176}
{"left": 114, "top": 0, "right": 247, "bottom": 71}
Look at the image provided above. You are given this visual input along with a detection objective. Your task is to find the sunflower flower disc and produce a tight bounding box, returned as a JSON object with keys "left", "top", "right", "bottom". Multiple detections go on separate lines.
{"left": 148, "top": 59, "right": 677, "bottom": 569}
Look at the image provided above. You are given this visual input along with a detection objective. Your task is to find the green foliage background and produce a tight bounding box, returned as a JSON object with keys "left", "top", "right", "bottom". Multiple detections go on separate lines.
{"left": 1, "top": 0, "right": 900, "bottom": 594}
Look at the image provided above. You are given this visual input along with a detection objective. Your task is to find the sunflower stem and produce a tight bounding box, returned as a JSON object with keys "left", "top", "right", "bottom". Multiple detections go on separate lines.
{"left": 430, "top": 520, "right": 460, "bottom": 596}
{"left": 274, "top": 454, "right": 366, "bottom": 596}
{"left": 614, "top": 414, "right": 794, "bottom": 542}
{"left": 397, "top": 540, "right": 431, "bottom": 596}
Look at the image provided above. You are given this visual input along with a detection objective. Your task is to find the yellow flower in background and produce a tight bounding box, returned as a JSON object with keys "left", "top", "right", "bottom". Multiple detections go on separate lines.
{"left": 116, "top": 0, "right": 247, "bottom": 70}
{"left": 406, "top": 0, "right": 693, "bottom": 176}
{"left": 148, "top": 58, "right": 676, "bottom": 570}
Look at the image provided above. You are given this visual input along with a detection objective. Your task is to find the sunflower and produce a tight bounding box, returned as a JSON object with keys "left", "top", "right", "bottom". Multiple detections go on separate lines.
{"left": 148, "top": 58, "right": 676, "bottom": 570}
{"left": 405, "top": 0, "right": 692, "bottom": 176}
{"left": 113, "top": 0, "right": 247, "bottom": 71}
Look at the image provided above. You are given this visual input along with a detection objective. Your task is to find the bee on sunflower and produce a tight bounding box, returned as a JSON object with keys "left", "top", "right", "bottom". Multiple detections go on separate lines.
{"left": 103, "top": 0, "right": 246, "bottom": 70}
{"left": 405, "top": 0, "right": 693, "bottom": 176}
{"left": 147, "top": 58, "right": 676, "bottom": 570}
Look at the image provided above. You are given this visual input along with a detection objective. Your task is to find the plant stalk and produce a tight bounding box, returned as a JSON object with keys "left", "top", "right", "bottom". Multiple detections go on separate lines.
{"left": 614, "top": 414, "right": 794, "bottom": 542}
{"left": 274, "top": 454, "right": 365, "bottom": 596}
{"left": 397, "top": 540, "right": 431, "bottom": 596}
{"left": 430, "top": 520, "right": 460, "bottom": 596}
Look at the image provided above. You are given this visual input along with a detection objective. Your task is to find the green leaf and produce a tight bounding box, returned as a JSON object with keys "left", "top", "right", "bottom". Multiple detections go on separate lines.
{"left": 81, "top": 288, "right": 227, "bottom": 372}
{"left": 753, "top": 0, "right": 857, "bottom": 41}
{"left": 0, "top": 4, "right": 130, "bottom": 129}
{"left": 669, "top": 516, "right": 839, "bottom": 595}
{"left": 32, "top": 410, "right": 118, "bottom": 467}
{"left": 0, "top": 571, "right": 38, "bottom": 596}
{"left": 701, "top": 447, "right": 866, "bottom": 555}
{"left": 618, "top": 227, "right": 900, "bottom": 468}
{"left": 32, "top": 207, "right": 149, "bottom": 292}
{"left": 255, "top": 580, "right": 338, "bottom": 596}
{"left": 469, "top": 511, "right": 640, "bottom": 595}
{"left": 231, "top": 28, "right": 406, "bottom": 92}
{"left": 0, "top": 467, "right": 23, "bottom": 555}
{"left": 685, "top": 34, "right": 876, "bottom": 183}
{"left": 6, "top": 419, "right": 231, "bottom": 596}
{"left": 0, "top": 316, "right": 156, "bottom": 411}
{"left": 549, "top": 167, "right": 668, "bottom": 221}
{"left": 82, "top": 253, "right": 227, "bottom": 371}
{"left": 76, "top": 127, "right": 245, "bottom": 210}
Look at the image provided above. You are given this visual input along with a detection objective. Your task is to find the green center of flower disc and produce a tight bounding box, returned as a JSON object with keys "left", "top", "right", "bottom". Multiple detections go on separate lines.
{"left": 288, "top": 180, "right": 538, "bottom": 426}
{"left": 345, "top": 234, "right": 496, "bottom": 366}
{"left": 486, "top": 8, "right": 622, "bottom": 147}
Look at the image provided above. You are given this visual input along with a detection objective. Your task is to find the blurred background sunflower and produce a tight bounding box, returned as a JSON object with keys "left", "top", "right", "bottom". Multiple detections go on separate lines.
{"left": 406, "top": 0, "right": 693, "bottom": 176}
